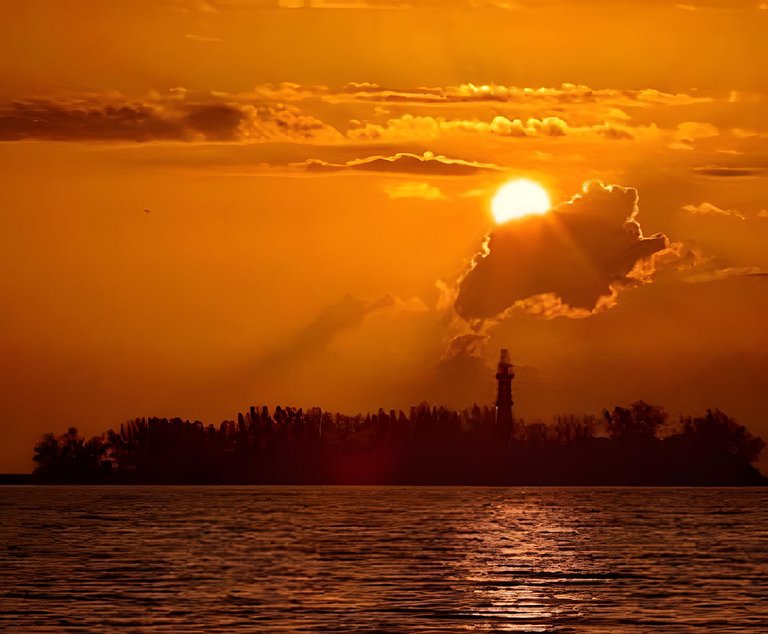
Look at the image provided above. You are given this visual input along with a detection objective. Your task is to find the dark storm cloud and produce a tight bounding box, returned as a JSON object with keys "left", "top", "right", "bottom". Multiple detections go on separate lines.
{"left": 298, "top": 152, "right": 502, "bottom": 175}
{"left": 454, "top": 182, "right": 670, "bottom": 320}
{"left": 0, "top": 100, "right": 185, "bottom": 142}
{"left": 0, "top": 97, "right": 338, "bottom": 143}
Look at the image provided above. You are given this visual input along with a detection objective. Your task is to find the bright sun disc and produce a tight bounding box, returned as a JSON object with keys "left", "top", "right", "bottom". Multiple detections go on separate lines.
{"left": 491, "top": 179, "right": 551, "bottom": 224}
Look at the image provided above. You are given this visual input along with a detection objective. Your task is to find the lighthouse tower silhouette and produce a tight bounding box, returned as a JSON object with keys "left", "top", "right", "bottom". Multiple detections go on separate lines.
{"left": 495, "top": 348, "right": 514, "bottom": 434}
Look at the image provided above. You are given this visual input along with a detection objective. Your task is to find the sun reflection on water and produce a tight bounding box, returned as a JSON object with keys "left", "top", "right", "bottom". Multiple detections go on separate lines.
{"left": 450, "top": 499, "right": 594, "bottom": 631}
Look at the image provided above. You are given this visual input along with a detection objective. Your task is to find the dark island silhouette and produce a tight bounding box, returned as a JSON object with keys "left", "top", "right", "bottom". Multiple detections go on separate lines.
{"left": 30, "top": 350, "right": 766, "bottom": 486}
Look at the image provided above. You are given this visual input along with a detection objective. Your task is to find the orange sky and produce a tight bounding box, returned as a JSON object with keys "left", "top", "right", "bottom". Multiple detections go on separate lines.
{"left": 1, "top": 0, "right": 767, "bottom": 472}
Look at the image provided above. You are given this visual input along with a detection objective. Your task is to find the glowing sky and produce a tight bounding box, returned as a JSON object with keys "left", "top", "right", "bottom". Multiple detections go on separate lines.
{"left": 1, "top": 0, "right": 767, "bottom": 471}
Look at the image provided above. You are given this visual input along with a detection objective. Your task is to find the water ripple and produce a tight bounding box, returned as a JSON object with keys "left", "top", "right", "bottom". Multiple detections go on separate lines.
{"left": 0, "top": 486, "right": 766, "bottom": 632}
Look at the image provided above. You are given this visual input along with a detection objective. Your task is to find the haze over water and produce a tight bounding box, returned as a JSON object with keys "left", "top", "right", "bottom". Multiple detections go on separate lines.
{"left": 1, "top": 487, "right": 766, "bottom": 632}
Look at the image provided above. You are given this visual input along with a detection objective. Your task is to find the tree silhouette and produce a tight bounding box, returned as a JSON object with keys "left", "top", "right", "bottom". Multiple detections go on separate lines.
{"left": 604, "top": 400, "right": 667, "bottom": 440}
{"left": 33, "top": 427, "right": 110, "bottom": 480}
{"left": 681, "top": 409, "right": 765, "bottom": 464}
{"left": 31, "top": 401, "right": 766, "bottom": 485}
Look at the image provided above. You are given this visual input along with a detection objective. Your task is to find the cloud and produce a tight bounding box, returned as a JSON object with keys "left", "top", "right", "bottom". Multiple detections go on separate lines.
{"left": 255, "top": 294, "right": 427, "bottom": 371}
{"left": 0, "top": 96, "right": 341, "bottom": 143}
{"left": 454, "top": 181, "right": 670, "bottom": 321}
{"left": 670, "top": 121, "right": 720, "bottom": 149}
{"left": 0, "top": 99, "right": 184, "bottom": 142}
{"left": 251, "top": 82, "right": 331, "bottom": 102}
{"left": 654, "top": 245, "right": 768, "bottom": 284}
{"left": 244, "top": 103, "right": 342, "bottom": 142}
{"left": 731, "top": 128, "right": 762, "bottom": 139}
{"left": 384, "top": 182, "right": 445, "bottom": 200}
{"left": 681, "top": 202, "right": 747, "bottom": 220}
{"left": 326, "top": 82, "right": 712, "bottom": 109}
{"left": 693, "top": 166, "right": 764, "bottom": 177}
{"left": 296, "top": 151, "right": 503, "bottom": 175}
{"left": 443, "top": 333, "right": 489, "bottom": 359}
{"left": 424, "top": 333, "right": 495, "bottom": 409}
{"left": 682, "top": 266, "right": 768, "bottom": 283}
{"left": 677, "top": 121, "right": 720, "bottom": 140}
{"left": 0, "top": 84, "right": 715, "bottom": 148}
{"left": 489, "top": 115, "right": 568, "bottom": 137}
{"left": 490, "top": 116, "right": 636, "bottom": 140}
{"left": 347, "top": 113, "right": 641, "bottom": 142}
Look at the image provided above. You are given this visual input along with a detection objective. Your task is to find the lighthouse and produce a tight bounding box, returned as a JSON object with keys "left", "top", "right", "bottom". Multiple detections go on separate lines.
{"left": 495, "top": 348, "right": 514, "bottom": 433}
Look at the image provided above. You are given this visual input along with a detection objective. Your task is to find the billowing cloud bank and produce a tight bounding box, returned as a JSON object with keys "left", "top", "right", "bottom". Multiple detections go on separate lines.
{"left": 0, "top": 82, "right": 722, "bottom": 147}
{"left": 455, "top": 182, "right": 669, "bottom": 320}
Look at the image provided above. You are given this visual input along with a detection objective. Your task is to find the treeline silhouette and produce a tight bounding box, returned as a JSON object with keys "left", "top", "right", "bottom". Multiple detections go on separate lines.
{"left": 32, "top": 401, "right": 766, "bottom": 485}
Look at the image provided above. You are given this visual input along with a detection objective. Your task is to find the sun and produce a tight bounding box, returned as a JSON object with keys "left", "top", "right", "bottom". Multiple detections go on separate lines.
{"left": 491, "top": 179, "right": 551, "bottom": 224}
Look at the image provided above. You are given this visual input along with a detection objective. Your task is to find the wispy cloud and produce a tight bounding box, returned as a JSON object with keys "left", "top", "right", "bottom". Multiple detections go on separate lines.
{"left": 681, "top": 202, "right": 747, "bottom": 220}
{"left": 383, "top": 182, "right": 445, "bottom": 200}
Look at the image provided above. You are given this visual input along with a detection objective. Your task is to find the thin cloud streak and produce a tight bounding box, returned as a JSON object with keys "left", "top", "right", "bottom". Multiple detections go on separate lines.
{"left": 296, "top": 151, "right": 503, "bottom": 175}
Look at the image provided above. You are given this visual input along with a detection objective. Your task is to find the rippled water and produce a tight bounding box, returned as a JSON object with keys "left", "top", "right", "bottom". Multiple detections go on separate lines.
{"left": 1, "top": 487, "right": 766, "bottom": 632}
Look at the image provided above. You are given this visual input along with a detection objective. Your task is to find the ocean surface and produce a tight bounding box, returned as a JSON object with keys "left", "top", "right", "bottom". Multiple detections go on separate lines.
{"left": 1, "top": 487, "right": 766, "bottom": 632}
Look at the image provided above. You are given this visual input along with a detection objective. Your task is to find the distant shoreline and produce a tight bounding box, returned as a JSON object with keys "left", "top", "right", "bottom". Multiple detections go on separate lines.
{"left": 3, "top": 474, "right": 766, "bottom": 487}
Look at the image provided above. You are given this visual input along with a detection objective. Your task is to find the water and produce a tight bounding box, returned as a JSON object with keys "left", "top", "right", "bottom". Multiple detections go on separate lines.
{"left": 1, "top": 487, "right": 766, "bottom": 632}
